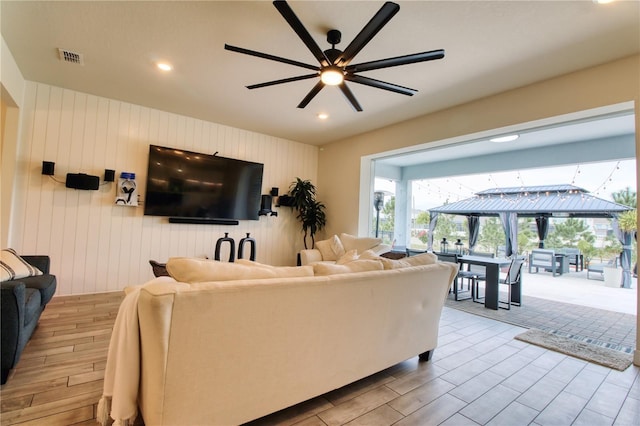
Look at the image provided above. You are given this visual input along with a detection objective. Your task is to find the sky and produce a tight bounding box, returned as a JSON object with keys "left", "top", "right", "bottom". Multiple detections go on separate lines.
{"left": 375, "top": 159, "right": 637, "bottom": 211}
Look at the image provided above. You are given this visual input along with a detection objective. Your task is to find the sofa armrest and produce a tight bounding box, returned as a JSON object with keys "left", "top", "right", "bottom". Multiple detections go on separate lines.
{"left": 21, "top": 256, "right": 50, "bottom": 274}
{"left": 1, "top": 282, "right": 26, "bottom": 382}
{"left": 300, "top": 249, "right": 323, "bottom": 265}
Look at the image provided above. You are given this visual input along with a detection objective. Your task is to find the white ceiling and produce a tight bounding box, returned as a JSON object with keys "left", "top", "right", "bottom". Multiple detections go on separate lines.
{"left": 1, "top": 1, "right": 639, "bottom": 146}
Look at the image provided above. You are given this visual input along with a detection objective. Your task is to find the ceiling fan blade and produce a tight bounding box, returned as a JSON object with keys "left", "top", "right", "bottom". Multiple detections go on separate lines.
{"left": 225, "top": 44, "right": 319, "bottom": 71}
{"left": 297, "top": 80, "right": 325, "bottom": 109}
{"left": 339, "top": 83, "right": 363, "bottom": 112}
{"left": 273, "top": 1, "right": 330, "bottom": 66}
{"left": 346, "top": 49, "right": 445, "bottom": 73}
{"left": 345, "top": 74, "right": 417, "bottom": 96}
{"left": 335, "top": 1, "right": 400, "bottom": 67}
{"left": 247, "top": 74, "right": 319, "bottom": 89}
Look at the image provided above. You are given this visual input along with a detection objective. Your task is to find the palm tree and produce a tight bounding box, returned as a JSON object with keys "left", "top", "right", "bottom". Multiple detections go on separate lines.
{"left": 612, "top": 187, "right": 636, "bottom": 208}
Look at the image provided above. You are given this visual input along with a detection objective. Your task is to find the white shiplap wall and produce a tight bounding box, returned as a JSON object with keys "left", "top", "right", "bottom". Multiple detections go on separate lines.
{"left": 10, "top": 81, "right": 318, "bottom": 295}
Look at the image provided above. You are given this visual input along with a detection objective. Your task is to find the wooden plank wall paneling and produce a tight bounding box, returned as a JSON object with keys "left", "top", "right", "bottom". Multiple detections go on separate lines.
{"left": 10, "top": 81, "right": 318, "bottom": 295}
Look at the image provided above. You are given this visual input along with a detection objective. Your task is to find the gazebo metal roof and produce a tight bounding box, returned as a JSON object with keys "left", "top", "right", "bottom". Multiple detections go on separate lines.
{"left": 429, "top": 184, "right": 631, "bottom": 218}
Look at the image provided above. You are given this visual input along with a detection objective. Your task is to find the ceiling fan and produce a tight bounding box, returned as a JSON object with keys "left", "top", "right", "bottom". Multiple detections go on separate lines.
{"left": 224, "top": 0, "right": 445, "bottom": 112}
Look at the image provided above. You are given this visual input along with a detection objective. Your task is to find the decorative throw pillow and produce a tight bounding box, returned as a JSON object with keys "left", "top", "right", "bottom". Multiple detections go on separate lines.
{"left": 314, "top": 235, "right": 345, "bottom": 261}
{"left": 339, "top": 233, "right": 382, "bottom": 254}
{"left": 313, "top": 259, "right": 383, "bottom": 276}
{"left": 0, "top": 248, "right": 43, "bottom": 282}
{"left": 335, "top": 249, "right": 359, "bottom": 265}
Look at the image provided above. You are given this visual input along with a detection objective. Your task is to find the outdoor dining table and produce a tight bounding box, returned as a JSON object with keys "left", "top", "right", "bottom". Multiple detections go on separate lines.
{"left": 457, "top": 255, "right": 513, "bottom": 310}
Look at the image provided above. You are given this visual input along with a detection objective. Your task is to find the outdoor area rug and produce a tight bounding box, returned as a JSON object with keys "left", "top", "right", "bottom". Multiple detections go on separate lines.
{"left": 444, "top": 294, "right": 636, "bottom": 354}
{"left": 514, "top": 328, "right": 633, "bottom": 371}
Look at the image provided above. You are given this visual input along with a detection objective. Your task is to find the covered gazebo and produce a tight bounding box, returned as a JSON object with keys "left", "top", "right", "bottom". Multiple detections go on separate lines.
{"left": 428, "top": 184, "right": 634, "bottom": 288}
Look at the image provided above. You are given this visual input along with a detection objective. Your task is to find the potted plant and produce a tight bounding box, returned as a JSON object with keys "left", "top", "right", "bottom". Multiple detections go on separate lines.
{"left": 288, "top": 178, "right": 326, "bottom": 249}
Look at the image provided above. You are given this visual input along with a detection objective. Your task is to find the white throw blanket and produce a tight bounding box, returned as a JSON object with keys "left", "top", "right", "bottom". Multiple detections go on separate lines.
{"left": 97, "top": 286, "right": 142, "bottom": 426}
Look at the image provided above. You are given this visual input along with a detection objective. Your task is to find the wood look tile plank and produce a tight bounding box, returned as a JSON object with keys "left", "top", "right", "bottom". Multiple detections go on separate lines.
{"left": 68, "top": 369, "right": 105, "bottom": 386}
{"left": 0, "top": 389, "right": 102, "bottom": 424}
{"left": 325, "top": 370, "right": 395, "bottom": 405}
{"left": 388, "top": 377, "right": 456, "bottom": 416}
{"left": 44, "top": 346, "right": 108, "bottom": 365}
{"left": 0, "top": 394, "right": 34, "bottom": 412}
{"left": 7, "top": 363, "right": 95, "bottom": 387}
{"left": 394, "top": 393, "right": 467, "bottom": 426}
{"left": 0, "top": 377, "right": 68, "bottom": 400}
{"left": 31, "top": 380, "right": 103, "bottom": 406}
{"left": 344, "top": 404, "right": 403, "bottom": 426}
{"left": 245, "top": 396, "right": 333, "bottom": 426}
{"left": 317, "top": 386, "right": 399, "bottom": 426}
{"left": 12, "top": 405, "right": 94, "bottom": 426}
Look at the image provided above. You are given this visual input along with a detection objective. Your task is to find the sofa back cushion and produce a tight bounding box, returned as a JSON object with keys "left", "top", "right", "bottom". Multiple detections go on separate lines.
{"left": 166, "top": 257, "right": 313, "bottom": 283}
{"left": 1, "top": 248, "right": 43, "bottom": 282}
{"left": 314, "top": 235, "right": 346, "bottom": 261}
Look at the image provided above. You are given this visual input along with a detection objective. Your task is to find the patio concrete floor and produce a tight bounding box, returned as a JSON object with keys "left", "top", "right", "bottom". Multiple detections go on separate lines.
{"left": 444, "top": 266, "right": 637, "bottom": 353}
{"left": 521, "top": 267, "right": 637, "bottom": 315}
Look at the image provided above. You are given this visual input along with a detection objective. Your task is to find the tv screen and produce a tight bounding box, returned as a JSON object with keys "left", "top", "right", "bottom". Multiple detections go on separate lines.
{"left": 143, "top": 145, "right": 264, "bottom": 221}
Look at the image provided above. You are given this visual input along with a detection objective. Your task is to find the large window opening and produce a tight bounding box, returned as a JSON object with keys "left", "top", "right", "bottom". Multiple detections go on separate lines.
{"left": 366, "top": 106, "right": 637, "bottom": 318}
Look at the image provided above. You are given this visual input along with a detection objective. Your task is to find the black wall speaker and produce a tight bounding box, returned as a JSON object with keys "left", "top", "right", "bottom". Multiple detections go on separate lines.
{"left": 65, "top": 173, "right": 100, "bottom": 190}
{"left": 270, "top": 187, "right": 279, "bottom": 196}
{"left": 42, "top": 161, "right": 55, "bottom": 176}
{"left": 260, "top": 195, "right": 272, "bottom": 213}
{"left": 104, "top": 169, "right": 115, "bottom": 182}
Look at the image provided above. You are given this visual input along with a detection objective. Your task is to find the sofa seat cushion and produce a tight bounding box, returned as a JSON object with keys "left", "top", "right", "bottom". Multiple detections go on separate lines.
{"left": 23, "top": 288, "right": 42, "bottom": 327}
{"left": 21, "top": 274, "right": 57, "bottom": 306}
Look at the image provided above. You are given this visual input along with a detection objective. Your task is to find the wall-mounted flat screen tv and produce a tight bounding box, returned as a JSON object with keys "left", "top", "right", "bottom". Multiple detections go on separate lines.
{"left": 143, "top": 145, "right": 264, "bottom": 221}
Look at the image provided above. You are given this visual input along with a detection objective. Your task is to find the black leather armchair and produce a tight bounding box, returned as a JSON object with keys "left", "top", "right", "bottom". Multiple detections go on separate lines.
{"left": 1, "top": 255, "right": 57, "bottom": 384}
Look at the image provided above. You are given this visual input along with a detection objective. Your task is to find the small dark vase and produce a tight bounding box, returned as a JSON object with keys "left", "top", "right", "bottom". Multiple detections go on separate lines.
{"left": 215, "top": 233, "right": 236, "bottom": 262}
{"left": 238, "top": 233, "right": 256, "bottom": 261}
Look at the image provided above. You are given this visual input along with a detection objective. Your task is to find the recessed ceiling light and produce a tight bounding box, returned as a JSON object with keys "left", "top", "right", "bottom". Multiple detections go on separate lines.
{"left": 157, "top": 62, "right": 173, "bottom": 71}
{"left": 593, "top": 0, "right": 615, "bottom": 4}
{"left": 490, "top": 134, "right": 519, "bottom": 143}
{"left": 317, "top": 113, "right": 329, "bottom": 120}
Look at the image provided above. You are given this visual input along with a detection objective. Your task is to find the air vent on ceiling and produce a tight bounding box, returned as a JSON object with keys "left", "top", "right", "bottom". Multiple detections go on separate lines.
{"left": 58, "top": 48, "right": 84, "bottom": 65}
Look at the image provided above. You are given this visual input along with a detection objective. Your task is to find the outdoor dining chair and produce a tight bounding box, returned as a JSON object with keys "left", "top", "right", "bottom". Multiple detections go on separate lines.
{"left": 497, "top": 257, "right": 526, "bottom": 310}
{"left": 437, "top": 252, "right": 474, "bottom": 301}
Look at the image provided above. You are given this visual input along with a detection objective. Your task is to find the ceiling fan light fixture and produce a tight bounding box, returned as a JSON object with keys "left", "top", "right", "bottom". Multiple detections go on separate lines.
{"left": 320, "top": 67, "right": 344, "bottom": 86}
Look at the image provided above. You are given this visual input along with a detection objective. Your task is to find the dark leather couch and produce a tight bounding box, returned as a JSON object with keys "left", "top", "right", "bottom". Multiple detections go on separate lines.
{"left": 1, "top": 255, "right": 57, "bottom": 384}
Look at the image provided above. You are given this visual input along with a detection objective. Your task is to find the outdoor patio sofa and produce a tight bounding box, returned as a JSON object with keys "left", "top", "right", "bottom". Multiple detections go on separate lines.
{"left": 528, "top": 249, "right": 565, "bottom": 276}
{"left": 587, "top": 256, "right": 619, "bottom": 280}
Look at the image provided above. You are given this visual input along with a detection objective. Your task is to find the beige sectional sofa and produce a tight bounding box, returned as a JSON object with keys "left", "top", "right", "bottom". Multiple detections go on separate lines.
{"left": 98, "top": 254, "right": 457, "bottom": 426}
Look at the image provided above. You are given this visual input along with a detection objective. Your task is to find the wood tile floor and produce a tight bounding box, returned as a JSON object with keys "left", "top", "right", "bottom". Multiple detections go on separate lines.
{"left": 1, "top": 292, "right": 638, "bottom": 425}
